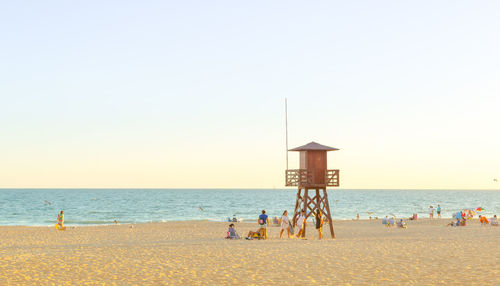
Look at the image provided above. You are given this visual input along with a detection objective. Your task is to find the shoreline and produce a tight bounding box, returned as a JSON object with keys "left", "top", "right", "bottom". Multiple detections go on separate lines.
{"left": 0, "top": 217, "right": 474, "bottom": 227}
{"left": 0, "top": 216, "right": 496, "bottom": 227}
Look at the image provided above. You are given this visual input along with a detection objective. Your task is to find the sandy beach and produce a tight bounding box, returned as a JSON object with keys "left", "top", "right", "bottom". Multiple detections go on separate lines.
{"left": 1, "top": 219, "right": 499, "bottom": 285}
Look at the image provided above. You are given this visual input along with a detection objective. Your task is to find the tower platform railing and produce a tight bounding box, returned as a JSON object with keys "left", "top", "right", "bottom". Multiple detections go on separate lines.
{"left": 285, "top": 169, "right": 340, "bottom": 187}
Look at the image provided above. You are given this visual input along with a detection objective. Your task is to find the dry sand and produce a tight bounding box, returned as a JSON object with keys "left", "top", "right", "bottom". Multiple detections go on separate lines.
{"left": 0, "top": 219, "right": 499, "bottom": 285}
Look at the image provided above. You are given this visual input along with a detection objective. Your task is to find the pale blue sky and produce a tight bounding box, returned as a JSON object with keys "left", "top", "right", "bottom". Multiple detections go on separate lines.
{"left": 1, "top": 1, "right": 499, "bottom": 188}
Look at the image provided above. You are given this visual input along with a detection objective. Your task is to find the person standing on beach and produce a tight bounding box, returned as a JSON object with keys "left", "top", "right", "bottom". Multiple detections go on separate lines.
{"left": 437, "top": 205, "right": 441, "bottom": 219}
{"left": 315, "top": 210, "right": 323, "bottom": 239}
{"left": 57, "top": 210, "right": 65, "bottom": 230}
{"left": 258, "top": 210, "right": 269, "bottom": 240}
{"left": 296, "top": 210, "right": 306, "bottom": 238}
{"left": 429, "top": 206, "right": 434, "bottom": 219}
{"left": 280, "top": 210, "right": 291, "bottom": 239}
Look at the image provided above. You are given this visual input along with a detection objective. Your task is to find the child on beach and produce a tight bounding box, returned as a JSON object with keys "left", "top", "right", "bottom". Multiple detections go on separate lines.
{"left": 397, "top": 219, "right": 407, "bottom": 228}
{"left": 315, "top": 210, "right": 323, "bottom": 239}
{"left": 429, "top": 206, "right": 434, "bottom": 219}
{"left": 280, "top": 210, "right": 290, "bottom": 239}
{"left": 437, "top": 205, "right": 441, "bottom": 218}
{"left": 56, "top": 210, "right": 66, "bottom": 230}
{"left": 226, "top": 224, "right": 240, "bottom": 239}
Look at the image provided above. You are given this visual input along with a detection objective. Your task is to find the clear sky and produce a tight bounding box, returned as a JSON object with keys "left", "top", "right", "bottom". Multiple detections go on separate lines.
{"left": 1, "top": 1, "right": 499, "bottom": 189}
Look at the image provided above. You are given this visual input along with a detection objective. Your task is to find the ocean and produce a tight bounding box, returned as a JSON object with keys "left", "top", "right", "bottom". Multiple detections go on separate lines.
{"left": 0, "top": 189, "right": 499, "bottom": 226}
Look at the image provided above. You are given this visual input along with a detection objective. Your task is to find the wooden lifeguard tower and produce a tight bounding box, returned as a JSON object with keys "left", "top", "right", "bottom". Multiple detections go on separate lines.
{"left": 285, "top": 142, "right": 340, "bottom": 238}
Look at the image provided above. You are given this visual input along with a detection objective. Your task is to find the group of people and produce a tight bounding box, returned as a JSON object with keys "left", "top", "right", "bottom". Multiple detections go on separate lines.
{"left": 382, "top": 216, "right": 407, "bottom": 228}
{"left": 428, "top": 205, "right": 442, "bottom": 219}
{"left": 479, "top": 214, "right": 498, "bottom": 226}
{"left": 226, "top": 209, "right": 326, "bottom": 240}
{"left": 447, "top": 212, "right": 498, "bottom": 227}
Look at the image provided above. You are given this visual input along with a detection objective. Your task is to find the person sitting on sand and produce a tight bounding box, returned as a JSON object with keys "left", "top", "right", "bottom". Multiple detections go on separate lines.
{"left": 490, "top": 215, "right": 498, "bottom": 226}
{"left": 226, "top": 223, "right": 240, "bottom": 239}
{"left": 315, "top": 210, "right": 324, "bottom": 239}
{"left": 479, "top": 215, "right": 489, "bottom": 226}
{"left": 382, "top": 216, "right": 388, "bottom": 225}
{"left": 258, "top": 210, "right": 269, "bottom": 240}
{"left": 397, "top": 219, "right": 407, "bottom": 228}
{"left": 280, "top": 210, "right": 291, "bottom": 239}
{"left": 246, "top": 229, "right": 262, "bottom": 240}
{"left": 295, "top": 210, "right": 306, "bottom": 238}
{"left": 273, "top": 216, "right": 279, "bottom": 225}
{"left": 387, "top": 217, "right": 395, "bottom": 227}
{"left": 460, "top": 218, "right": 466, "bottom": 226}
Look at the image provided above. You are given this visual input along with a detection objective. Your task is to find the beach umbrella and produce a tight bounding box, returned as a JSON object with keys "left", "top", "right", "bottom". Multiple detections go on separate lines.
{"left": 476, "top": 207, "right": 484, "bottom": 212}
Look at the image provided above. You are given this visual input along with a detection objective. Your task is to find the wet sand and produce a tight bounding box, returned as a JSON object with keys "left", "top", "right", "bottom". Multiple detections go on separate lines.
{"left": 0, "top": 219, "right": 499, "bottom": 285}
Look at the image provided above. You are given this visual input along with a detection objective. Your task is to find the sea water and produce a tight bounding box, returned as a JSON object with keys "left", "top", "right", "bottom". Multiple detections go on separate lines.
{"left": 0, "top": 189, "right": 499, "bottom": 226}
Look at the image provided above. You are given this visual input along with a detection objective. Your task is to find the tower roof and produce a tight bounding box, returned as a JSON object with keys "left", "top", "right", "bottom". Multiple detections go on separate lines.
{"left": 289, "top": 141, "right": 339, "bottom": 151}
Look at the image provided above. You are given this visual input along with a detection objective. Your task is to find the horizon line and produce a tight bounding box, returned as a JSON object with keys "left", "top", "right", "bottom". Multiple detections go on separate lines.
{"left": 1, "top": 188, "right": 499, "bottom": 191}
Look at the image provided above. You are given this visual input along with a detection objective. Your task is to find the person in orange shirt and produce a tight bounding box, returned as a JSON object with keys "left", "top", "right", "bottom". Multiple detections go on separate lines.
{"left": 479, "top": 215, "right": 489, "bottom": 225}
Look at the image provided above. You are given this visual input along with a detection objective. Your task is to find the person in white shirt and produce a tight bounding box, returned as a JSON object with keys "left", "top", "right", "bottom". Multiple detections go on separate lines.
{"left": 280, "top": 210, "right": 291, "bottom": 238}
{"left": 429, "top": 206, "right": 434, "bottom": 219}
{"left": 295, "top": 210, "right": 306, "bottom": 238}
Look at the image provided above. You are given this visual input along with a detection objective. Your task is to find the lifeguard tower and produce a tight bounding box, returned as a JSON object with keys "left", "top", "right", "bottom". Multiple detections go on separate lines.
{"left": 285, "top": 142, "right": 340, "bottom": 238}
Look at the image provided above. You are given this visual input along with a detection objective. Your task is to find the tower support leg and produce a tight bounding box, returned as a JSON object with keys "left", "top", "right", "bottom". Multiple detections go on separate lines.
{"left": 293, "top": 187, "right": 335, "bottom": 239}
{"left": 322, "top": 188, "right": 335, "bottom": 238}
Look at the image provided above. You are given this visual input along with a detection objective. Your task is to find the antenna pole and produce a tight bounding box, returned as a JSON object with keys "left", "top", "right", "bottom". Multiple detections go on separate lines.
{"left": 285, "top": 98, "right": 289, "bottom": 170}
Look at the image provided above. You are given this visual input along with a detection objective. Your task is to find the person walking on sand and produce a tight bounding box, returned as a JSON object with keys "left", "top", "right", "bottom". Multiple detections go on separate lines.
{"left": 258, "top": 210, "right": 269, "bottom": 240}
{"left": 295, "top": 210, "right": 306, "bottom": 238}
{"left": 429, "top": 206, "right": 434, "bottom": 219}
{"left": 315, "top": 210, "right": 324, "bottom": 239}
{"left": 56, "top": 210, "right": 65, "bottom": 230}
{"left": 436, "top": 204, "right": 441, "bottom": 219}
{"left": 280, "top": 210, "right": 291, "bottom": 239}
